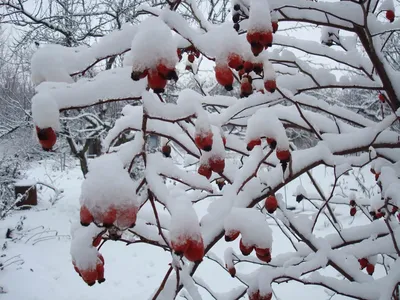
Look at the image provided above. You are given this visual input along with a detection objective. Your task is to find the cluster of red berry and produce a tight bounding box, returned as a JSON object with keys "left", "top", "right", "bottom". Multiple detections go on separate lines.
{"left": 224, "top": 229, "right": 272, "bottom": 264}
{"left": 215, "top": 52, "right": 277, "bottom": 95}
{"left": 358, "top": 258, "right": 375, "bottom": 276}
{"left": 131, "top": 62, "right": 178, "bottom": 94}
{"left": 247, "top": 137, "right": 291, "bottom": 169}
{"left": 179, "top": 46, "right": 201, "bottom": 71}
{"left": 195, "top": 130, "right": 226, "bottom": 179}
{"left": 80, "top": 204, "right": 138, "bottom": 229}
{"left": 73, "top": 252, "right": 105, "bottom": 286}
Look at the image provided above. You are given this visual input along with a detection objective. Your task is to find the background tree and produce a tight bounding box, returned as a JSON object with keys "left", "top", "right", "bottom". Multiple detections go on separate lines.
{"left": 1, "top": 0, "right": 168, "bottom": 175}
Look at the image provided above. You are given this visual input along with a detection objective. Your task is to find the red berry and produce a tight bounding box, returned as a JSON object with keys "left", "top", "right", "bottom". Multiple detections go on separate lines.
{"left": 247, "top": 139, "right": 261, "bottom": 151}
{"left": 209, "top": 157, "right": 225, "bottom": 174}
{"left": 156, "top": 63, "right": 170, "bottom": 79}
{"left": 350, "top": 207, "right": 356, "bottom": 216}
{"left": 265, "top": 195, "right": 278, "bottom": 214}
{"left": 272, "top": 21, "right": 278, "bottom": 33}
{"left": 375, "top": 212, "right": 384, "bottom": 219}
{"left": 148, "top": 69, "right": 167, "bottom": 94}
{"left": 358, "top": 258, "right": 368, "bottom": 270}
{"left": 243, "top": 61, "right": 254, "bottom": 73}
{"left": 96, "top": 262, "right": 105, "bottom": 283}
{"left": 80, "top": 268, "right": 98, "bottom": 286}
{"left": 266, "top": 137, "right": 276, "bottom": 149}
{"left": 36, "top": 126, "right": 57, "bottom": 151}
{"left": 116, "top": 205, "right": 138, "bottom": 229}
{"left": 239, "top": 238, "right": 253, "bottom": 256}
{"left": 253, "top": 63, "right": 263, "bottom": 75}
{"left": 240, "top": 81, "right": 253, "bottom": 98}
{"left": 246, "top": 31, "right": 261, "bottom": 45}
{"left": 259, "top": 31, "right": 273, "bottom": 47}
{"left": 225, "top": 230, "right": 240, "bottom": 242}
{"left": 386, "top": 10, "right": 395, "bottom": 22}
{"left": 255, "top": 247, "right": 270, "bottom": 257}
{"left": 140, "top": 69, "right": 148, "bottom": 79}
{"left": 80, "top": 205, "right": 94, "bottom": 226}
{"left": 366, "top": 263, "right": 375, "bottom": 275}
{"left": 226, "top": 265, "right": 236, "bottom": 277}
{"left": 162, "top": 144, "right": 171, "bottom": 157}
{"left": 379, "top": 93, "right": 386, "bottom": 103}
{"left": 186, "top": 45, "right": 196, "bottom": 53}
{"left": 184, "top": 237, "right": 204, "bottom": 262}
{"left": 215, "top": 64, "right": 234, "bottom": 91}
{"left": 131, "top": 69, "right": 148, "bottom": 81}
{"left": 188, "top": 54, "right": 195, "bottom": 63}
{"left": 198, "top": 164, "right": 212, "bottom": 179}
{"left": 102, "top": 207, "right": 117, "bottom": 227}
{"left": 276, "top": 149, "right": 291, "bottom": 162}
{"left": 264, "top": 80, "right": 276, "bottom": 93}
{"left": 228, "top": 53, "right": 244, "bottom": 71}
{"left": 256, "top": 252, "right": 271, "bottom": 263}
{"left": 195, "top": 131, "right": 213, "bottom": 151}
{"left": 349, "top": 199, "right": 356, "bottom": 207}
{"left": 255, "top": 247, "right": 272, "bottom": 263}
{"left": 171, "top": 236, "right": 190, "bottom": 255}
{"left": 248, "top": 289, "right": 260, "bottom": 300}
{"left": 92, "top": 235, "right": 102, "bottom": 247}
{"left": 251, "top": 43, "right": 264, "bottom": 56}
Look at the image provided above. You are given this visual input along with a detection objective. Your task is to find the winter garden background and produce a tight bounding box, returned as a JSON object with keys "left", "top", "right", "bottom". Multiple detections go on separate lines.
{"left": 1, "top": 0, "right": 400, "bottom": 299}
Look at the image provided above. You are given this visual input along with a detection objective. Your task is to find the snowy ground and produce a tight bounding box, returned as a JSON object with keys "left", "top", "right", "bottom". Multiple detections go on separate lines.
{"left": 1, "top": 158, "right": 379, "bottom": 299}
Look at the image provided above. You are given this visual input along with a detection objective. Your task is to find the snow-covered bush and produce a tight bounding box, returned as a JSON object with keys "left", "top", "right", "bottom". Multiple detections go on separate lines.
{"left": 30, "top": 0, "right": 400, "bottom": 298}
{"left": 0, "top": 156, "right": 21, "bottom": 217}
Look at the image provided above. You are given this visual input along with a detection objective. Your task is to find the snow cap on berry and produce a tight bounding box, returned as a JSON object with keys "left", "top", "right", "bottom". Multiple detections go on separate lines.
{"left": 79, "top": 154, "right": 139, "bottom": 222}
{"left": 70, "top": 223, "right": 103, "bottom": 270}
{"left": 245, "top": 108, "right": 289, "bottom": 150}
{"left": 248, "top": 0, "right": 273, "bottom": 33}
{"left": 224, "top": 208, "right": 272, "bottom": 249}
{"left": 168, "top": 194, "right": 203, "bottom": 248}
{"left": 380, "top": 0, "right": 395, "bottom": 11}
{"left": 263, "top": 59, "right": 276, "bottom": 81}
{"left": 32, "top": 93, "right": 60, "bottom": 131}
{"left": 130, "top": 17, "right": 178, "bottom": 73}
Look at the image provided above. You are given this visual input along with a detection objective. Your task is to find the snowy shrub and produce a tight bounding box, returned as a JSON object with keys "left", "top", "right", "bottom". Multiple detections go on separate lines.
{"left": 29, "top": 0, "right": 400, "bottom": 298}
{"left": 0, "top": 156, "right": 21, "bottom": 216}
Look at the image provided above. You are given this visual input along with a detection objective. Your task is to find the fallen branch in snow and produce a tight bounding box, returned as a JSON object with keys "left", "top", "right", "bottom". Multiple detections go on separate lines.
{"left": 36, "top": 181, "right": 64, "bottom": 205}
{"left": 0, "top": 255, "right": 24, "bottom": 270}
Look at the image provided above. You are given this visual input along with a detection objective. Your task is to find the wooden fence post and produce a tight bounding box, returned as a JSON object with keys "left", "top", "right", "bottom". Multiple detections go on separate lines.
{"left": 14, "top": 180, "right": 37, "bottom": 208}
